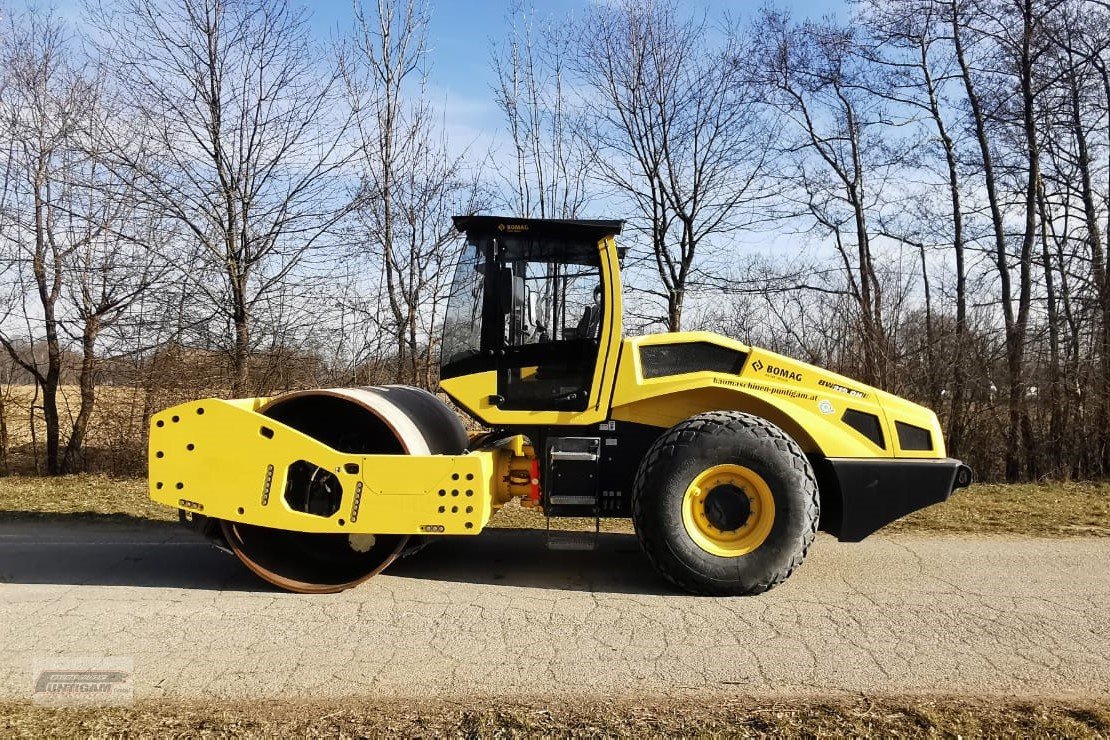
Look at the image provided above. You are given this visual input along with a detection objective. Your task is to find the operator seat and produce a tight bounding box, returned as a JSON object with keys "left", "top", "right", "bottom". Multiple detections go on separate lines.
{"left": 576, "top": 303, "right": 601, "bottom": 339}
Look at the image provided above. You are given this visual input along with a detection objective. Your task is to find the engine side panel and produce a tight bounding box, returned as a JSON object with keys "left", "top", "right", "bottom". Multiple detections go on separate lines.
{"left": 606, "top": 333, "right": 966, "bottom": 540}
{"left": 609, "top": 332, "right": 945, "bottom": 461}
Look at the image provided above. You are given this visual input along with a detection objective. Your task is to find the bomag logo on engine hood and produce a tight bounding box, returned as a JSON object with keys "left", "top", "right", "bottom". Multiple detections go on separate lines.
{"left": 752, "top": 359, "right": 803, "bottom": 382}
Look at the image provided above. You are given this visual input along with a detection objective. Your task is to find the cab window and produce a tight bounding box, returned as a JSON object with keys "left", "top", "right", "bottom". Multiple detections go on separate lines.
{"left": 497, "top": 237, "right": 603, "bottom": 411}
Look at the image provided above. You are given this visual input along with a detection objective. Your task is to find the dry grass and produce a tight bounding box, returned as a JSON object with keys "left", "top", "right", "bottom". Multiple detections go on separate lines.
{"left": 887, "top": 480, "right": 1110, "bottom": 537}
{"left": 1, "top": 695, "right": 1107, "bottom": 737}
{"left": 484, "top": 481, "right": 1110, "bottom": 538}
{"left": 1, "top": 474, "right": 1108, "bottom": 538}
{"left": 0, "top": 474, "right": 175, "bottom": 523}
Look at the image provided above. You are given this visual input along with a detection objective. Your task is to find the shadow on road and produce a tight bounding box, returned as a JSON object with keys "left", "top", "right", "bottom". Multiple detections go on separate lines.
{"left": 0, "top": 517, "right": 265, "bottom": 592}
{"left": 0, "top": 510, "right": 175, "bottom": 526}
{"left": 389, "top": 529, "right": 681, "bottom": 596}
{"left": 0, "top": 519, "right": 679, "bottom": 596}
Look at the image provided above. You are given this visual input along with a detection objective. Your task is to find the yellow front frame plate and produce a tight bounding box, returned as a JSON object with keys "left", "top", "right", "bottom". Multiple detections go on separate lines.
{"left": 149, "top": 399, "right": 494, "bottom": 535}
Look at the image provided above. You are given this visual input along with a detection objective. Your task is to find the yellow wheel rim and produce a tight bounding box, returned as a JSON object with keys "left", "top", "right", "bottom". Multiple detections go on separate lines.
{"left": 681, "top": 464, "right": 775, "bottom": 557}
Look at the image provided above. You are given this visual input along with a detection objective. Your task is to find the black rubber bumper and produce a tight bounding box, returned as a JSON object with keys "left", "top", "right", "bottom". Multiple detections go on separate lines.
{"left": 811, "top": 457, "right": 972, "bottom": 542}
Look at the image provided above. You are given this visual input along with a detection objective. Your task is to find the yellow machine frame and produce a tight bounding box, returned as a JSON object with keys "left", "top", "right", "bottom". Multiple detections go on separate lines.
{"left": 149, "top": 217, "right": 960, "bottom": 546}
{"left": 436, "top": 227, "right": 946, "bottom": 461}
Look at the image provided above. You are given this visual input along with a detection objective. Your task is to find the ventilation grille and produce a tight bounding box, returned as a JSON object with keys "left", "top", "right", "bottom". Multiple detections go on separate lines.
{"left": 842, "top": 409, "right": 886, "bottom": 449}
{"left": 896, "top": 422, "right": 933, "bottom": 451}
{"left": 640, "top": 342, "right": 747, "bottom": 379}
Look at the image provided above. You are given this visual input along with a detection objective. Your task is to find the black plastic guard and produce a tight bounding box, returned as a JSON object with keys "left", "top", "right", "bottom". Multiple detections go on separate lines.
{"left": 811, "top": 457, "right": 971, "bottom": 542}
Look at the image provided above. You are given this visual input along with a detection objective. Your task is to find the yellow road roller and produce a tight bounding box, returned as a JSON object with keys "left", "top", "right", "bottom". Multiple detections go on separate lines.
{"left": 149, "top": 216, "right": 971, "bottom": 595}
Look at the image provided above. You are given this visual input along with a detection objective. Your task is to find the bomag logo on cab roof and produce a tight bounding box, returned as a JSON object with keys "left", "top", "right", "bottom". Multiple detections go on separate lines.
{"left": 764, "top": 364, "right": 803, "bottom": 382}
{"left": 497, "top": 223, "right": 529, "bottom": 233}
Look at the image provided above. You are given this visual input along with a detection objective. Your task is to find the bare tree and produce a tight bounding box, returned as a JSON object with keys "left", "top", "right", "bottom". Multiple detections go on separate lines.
{"left": 753, "top": 10, "right": 897, "bottom": 387}
{"left": 91, "top": 0, "right": 351, "bottom": 397}
{"left": 1042, "top": 0, "right": 1110, "bottom": 473}
{"left": 859, "top": 0, "right": 980, "bottom": 455}
{"left": 0, "top": 8, "right": 163, "bottom": 473}
{"left": 492, "top": 1, "right": 594, "bottom": 219}
{"left": 577, "top": 0, "right": 772, "bottom": 331}
{"left": 343, "top": 0, "right": 485, "bottom": 386}
{"left": 0, "top": 9, "right": 98, "bottom": 473}
{"left": 948, "top": 0, "right": 1060, "bottom": 479}
{"left": 58, "top": 152, "right": 168, "bottom": 472}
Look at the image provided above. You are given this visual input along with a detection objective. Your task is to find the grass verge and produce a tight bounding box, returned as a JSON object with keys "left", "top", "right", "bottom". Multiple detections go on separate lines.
{"left": 1, "top": 474, "right": 1108, "bottom": 538}
{"left": 485, "top": 480, "right": 1110, "bottom": 538}
{"left": 0, "top": 475, "right": 175, "bottom": 523}
{"left": 886, "top": 480, "right": 1110, "bottom": 536}
{"left": 1, "top": 695, "right": 1107, "bottom": 737}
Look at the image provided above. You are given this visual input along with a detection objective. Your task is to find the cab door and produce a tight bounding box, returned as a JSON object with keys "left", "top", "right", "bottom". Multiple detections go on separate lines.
{"left": 496, "top": 254, "right": 604, "bottom": 412}
{"left": 438, "top": 234, "right": 623, "bottom": 427}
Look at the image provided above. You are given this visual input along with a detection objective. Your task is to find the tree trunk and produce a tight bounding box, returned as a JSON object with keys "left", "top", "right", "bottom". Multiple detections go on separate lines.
{"left": 33, "top": 168, "right": 63, "bottom": 475}
{"left": 41, "top": 376, "right": 60, "bottom": 475}
{"left": 1069, "top": 58, "right": 1110, "bottom": 475}
{"left": 232, "top": 314, "right": 250, "bottom": 397}
{"left": 0, "top": 392, "right": 9, "bottom": 474}
{"left": 228, "top": 247, "right": 250, "bottom": 397}
{"left": 951, "top": 0, "right": 1021, "bottom": 479}
{"left": 1037, "top": 182, "right": 1062, "bottom": 477}
{"left": 1013, "top": 0, "right": 1039, "bottom": 481}
{"left": 919, "top": 242, "right": 939, "bottom": 407}
{"left": 920, "top": 32, "right": 967, "bottom": 457}
{"left": 61, "top": 317, "right": 101, "bottom": 474}
{"left": 667, "top": 289, "right": 683, "bottom": 332}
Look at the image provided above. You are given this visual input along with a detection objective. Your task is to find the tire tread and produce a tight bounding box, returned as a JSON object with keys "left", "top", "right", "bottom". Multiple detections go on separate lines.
{"left": 631, "top": 411, "right": 820, "bottom": 595}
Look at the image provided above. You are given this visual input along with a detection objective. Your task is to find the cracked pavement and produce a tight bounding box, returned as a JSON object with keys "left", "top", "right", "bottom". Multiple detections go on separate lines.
{"left": 0, "top": 520, "right": 1107, "bottom": 702}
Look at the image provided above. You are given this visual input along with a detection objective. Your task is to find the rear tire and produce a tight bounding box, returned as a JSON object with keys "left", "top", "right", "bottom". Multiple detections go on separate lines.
{"left": 632, "top": 411, "right": 819, "bottom": 595}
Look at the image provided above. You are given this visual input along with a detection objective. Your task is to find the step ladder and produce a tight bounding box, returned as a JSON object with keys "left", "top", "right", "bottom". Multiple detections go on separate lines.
{"left": 544, "top": 515, "right": 600, "bottom": 551}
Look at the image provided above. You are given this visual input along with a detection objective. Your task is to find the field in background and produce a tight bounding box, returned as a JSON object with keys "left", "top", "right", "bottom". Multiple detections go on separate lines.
{"left": 1, "top": 474, "right": 1108, "bottom": 537}
{"left": 0, "top": 384, "right": 181, "bottom": 475}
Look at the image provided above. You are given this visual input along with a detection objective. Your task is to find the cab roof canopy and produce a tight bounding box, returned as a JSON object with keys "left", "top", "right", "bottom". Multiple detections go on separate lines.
{"left": 453, "top": 215, "right": 624, "bottom": 245}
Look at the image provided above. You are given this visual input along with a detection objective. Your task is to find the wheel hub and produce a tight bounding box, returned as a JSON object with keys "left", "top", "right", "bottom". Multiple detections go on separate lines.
{"left": 681, "top": 464, "right": 776, "bottom": 558}
{"left": 703, "top": 484, "right": 752, "bottom": 532}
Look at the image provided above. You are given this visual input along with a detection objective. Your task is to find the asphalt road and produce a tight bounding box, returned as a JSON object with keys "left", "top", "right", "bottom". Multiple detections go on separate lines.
{"left": 0, "top": 520, "right": 1107, "bottom": 702}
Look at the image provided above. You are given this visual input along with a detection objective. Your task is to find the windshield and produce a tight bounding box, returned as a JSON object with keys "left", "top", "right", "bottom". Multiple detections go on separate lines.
{"left": 440, "top": 240, "right": 486, "bottom": 370}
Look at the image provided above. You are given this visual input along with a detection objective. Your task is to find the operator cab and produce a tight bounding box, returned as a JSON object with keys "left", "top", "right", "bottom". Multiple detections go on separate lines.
{"left": 440, "top": 216, "right": 624, "bottom": 421}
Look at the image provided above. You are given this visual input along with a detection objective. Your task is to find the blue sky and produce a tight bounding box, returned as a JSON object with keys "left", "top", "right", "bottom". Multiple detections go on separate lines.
{"left": 310, "top": 0, "right": 846, "bottom": 145}
{"left": 35, "top": 0, "right": 844, "bottom": 137}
